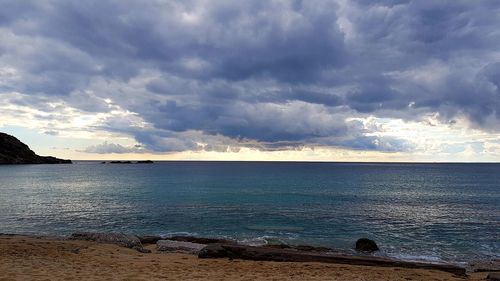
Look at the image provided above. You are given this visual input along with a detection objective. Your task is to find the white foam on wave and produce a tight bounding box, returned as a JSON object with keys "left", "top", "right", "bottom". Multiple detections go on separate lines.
{"left": 238, "top": 235, "right": 297, "bottom": 247}
{"left": 239, "top": 236, "right": 275, "bottom": 246}
{"left": 387, "top": 253, "right": 445, "bottom": 263}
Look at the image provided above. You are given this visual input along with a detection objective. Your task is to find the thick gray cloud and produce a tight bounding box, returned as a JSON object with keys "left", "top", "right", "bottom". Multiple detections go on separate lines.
{"left": 0, "top": 0, "right": 498, "bottom": 153}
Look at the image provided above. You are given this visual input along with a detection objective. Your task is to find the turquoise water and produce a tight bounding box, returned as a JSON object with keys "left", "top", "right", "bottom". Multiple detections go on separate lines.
{"left": 0, "top": 162, "right": 498, "bottom": 263}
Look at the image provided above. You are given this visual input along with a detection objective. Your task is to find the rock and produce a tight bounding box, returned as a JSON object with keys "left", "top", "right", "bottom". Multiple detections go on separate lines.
{"left": 264, "top": 244, "right": 332, "bottom": 253}
{"left": 110, "top": 161, "right": 132, "bottom": 164}
{"left": 0, "top": 132, "right": 72, "bottom": 164}
{"left": 198, "top": 244, "right": 466, "bottom": 275}
{"left": 134, "top": 246, "right": 152, "bottom": 253}
{"left": 136, "top": 160, "right": 154, "bottom": 164}
{"left": 69, "top": 232, "right": 143, "bottom": 249}
{"left": 198, "top": 244, "right": 230, "bottom": 259}
{"left": 469, "top": 260, "right": 500, "bottom": 272}
{"left": 167, "top": 235, "right": 235, "bottom": 245}
{"left": 488, "top": 272, "right": 500, "bottom": 280}
{"left": 294, "top": 245, "right": 334, "bottom": 252}
{"left": 156, "top": 240, "right": 206, "bottom": 254}
{"left": 355, "top": 238, "right": 379, "bottom": 253}
{"left": 138, "top": 235, "right": 162, "bottom": 244}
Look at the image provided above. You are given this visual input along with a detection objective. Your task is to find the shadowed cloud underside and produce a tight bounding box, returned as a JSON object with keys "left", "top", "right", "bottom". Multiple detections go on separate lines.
{"left": 0, "top": 0, "right": 499, "bottom": 161}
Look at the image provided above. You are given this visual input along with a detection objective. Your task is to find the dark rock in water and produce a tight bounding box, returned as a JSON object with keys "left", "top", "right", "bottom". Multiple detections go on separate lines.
{"left": 0, "top": 132, "right": 72, "bottom": 164}
{"left": 69, "top": 232, "right": 145, "bottom": 252}
{"left": 168, "top": 235, "right": 236, "bottom": 245}
{"left": 103, "top": 160, "right": 153, "bottom": 164}
{"left": 198, "top": 244, "right": 466, "bottom": 275}
{"left": 488, "top": 272, "right": 500, "bottom": 281}
{"left": 138, "top": 235, "right": 162, "bottom": 244}
{"left": 355, "top": 238, "right": 379, "bottom": 253}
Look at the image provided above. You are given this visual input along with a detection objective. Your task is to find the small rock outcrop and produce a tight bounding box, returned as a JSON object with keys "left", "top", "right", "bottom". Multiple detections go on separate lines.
{"left": 69, "top": 232, "right": 147, "bottom": 252}
{"left": 156, "top": 240, "right": 206, "bottom": 254}
{"left": 488, "top": 272, "right": 500, "bottom": 281}
{"left": 355, "top": 238, "right": 379, "bottom": 253}
{"left": 469, "top": 260, "right": 500, "bottom": 272}
{"left": 0, "top": 132, "right": 72, "bottom": 164}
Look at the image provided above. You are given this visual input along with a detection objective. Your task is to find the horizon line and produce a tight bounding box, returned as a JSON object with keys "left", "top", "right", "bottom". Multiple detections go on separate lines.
{"left": 73, "top": 160, "right": 500, "bottom": 164}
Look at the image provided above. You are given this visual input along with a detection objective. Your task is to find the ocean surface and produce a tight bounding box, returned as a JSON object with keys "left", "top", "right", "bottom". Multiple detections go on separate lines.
{"left": 0, "top": 161, "right": 498, "bottom": 264}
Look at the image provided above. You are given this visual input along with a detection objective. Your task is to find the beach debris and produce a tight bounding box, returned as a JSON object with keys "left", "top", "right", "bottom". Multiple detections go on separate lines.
{"left": 487, "top": 272, "right": 500, "bottom": 280}
{"left": 69, "top": 232, "right": 147, "bottom": 252}
{"left": 355, "top": 238, "right": 379, "bottom": 253}
{"left": 156, "top": 240, "right": 206, "bottom": 254}
{"left": 198, "top": 244, "right": 466, "bottom": 275}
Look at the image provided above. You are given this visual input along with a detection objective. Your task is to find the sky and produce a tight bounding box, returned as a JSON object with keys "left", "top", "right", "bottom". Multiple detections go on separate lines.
{"left": 0, "top": 0, "right": 499, "bottom": 162}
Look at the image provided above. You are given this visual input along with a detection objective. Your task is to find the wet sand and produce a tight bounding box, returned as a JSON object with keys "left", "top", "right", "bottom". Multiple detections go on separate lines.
{"left": 0, "top": 235, "right": 489, "bottom": 281}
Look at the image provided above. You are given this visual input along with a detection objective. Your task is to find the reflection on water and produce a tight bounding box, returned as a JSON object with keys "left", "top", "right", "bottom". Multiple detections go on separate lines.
{"left": 0, "top": 162, "right": 499, "bottom": 263}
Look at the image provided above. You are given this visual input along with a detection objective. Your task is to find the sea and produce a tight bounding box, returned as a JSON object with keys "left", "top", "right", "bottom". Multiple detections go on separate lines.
{"left": 0, "top": 161, "right": 498, "bottom": 264}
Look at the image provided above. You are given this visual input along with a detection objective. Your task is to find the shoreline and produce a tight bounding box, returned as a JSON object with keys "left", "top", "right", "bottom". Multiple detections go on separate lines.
{"left": 1, "top": 233, "right": 498, "bottom": 280}
{"left": 1, "top": 231, "right": 496, "bottom": 268}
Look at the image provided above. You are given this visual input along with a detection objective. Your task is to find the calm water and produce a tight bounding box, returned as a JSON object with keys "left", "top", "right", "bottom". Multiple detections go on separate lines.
{"left": 0, "top": 162, "right": 498, "bottom": 263}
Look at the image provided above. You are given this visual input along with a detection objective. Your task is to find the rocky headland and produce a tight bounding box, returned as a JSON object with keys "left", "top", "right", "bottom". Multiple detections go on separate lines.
{"left": 0, "top": 132, "right": 72, "bottom": 164}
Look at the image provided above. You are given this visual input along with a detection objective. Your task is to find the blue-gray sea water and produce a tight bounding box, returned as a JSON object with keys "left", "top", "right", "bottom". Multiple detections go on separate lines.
{"left": 0, "top": 161, "right": 498, "bottom": 264}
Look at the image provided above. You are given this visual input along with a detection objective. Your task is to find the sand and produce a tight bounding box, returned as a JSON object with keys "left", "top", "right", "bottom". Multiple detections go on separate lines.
{"left": 0, "top": 235, "right": 489, "bottom": 281}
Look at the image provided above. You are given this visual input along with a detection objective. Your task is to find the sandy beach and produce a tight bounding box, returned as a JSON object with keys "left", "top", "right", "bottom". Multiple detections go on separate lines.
{"left": 0, "top": 234, "right": 490, "bottom": 281}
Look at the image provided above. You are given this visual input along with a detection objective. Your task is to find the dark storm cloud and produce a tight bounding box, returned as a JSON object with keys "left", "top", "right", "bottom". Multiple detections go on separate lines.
{"left": 0, "top": 0, "right": 499, "bottom": 153}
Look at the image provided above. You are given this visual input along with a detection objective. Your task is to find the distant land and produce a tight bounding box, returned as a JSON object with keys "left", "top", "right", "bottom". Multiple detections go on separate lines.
{"left": 0, "top": 132, "right": 72, "bottom": 164}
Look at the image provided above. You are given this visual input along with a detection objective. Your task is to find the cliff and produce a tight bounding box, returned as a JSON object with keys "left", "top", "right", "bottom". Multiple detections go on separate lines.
{"left": 0, "top": 132, "right": 72, "bottom": 164}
